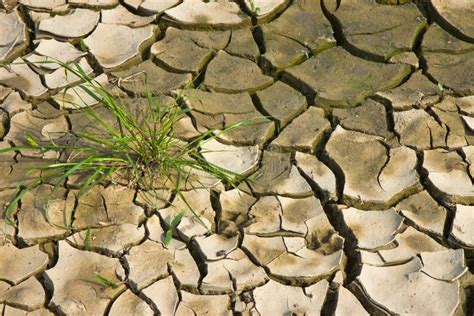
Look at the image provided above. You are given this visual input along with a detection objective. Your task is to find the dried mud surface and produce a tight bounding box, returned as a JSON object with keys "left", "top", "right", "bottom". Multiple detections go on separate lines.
{"left": 0, "top": 0, "right": 473, "bottom": 315}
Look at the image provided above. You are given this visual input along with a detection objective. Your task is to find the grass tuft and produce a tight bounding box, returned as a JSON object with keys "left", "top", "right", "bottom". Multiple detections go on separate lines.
{"left": 94, "top": 273, "right": 120, "bottom": 289}
{"left": 1, "top": 59, "right": 248, "bottom": 234}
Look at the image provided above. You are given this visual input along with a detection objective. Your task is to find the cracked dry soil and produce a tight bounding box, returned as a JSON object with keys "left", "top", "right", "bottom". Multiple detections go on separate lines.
{"left": 0, "top": 0, "right": 473, "bottom": 315}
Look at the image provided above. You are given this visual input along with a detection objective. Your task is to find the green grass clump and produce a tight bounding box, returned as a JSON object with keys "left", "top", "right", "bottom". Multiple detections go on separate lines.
{"left": 1, "top": 60, "right": 246, "bottom": 238}
{"left": 248, "top": 0, "right": 261, "bottom": 14}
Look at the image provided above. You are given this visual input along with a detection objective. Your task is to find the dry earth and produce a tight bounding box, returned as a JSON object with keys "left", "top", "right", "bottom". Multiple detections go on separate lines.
{"left": 0, "top": 0, "right": 473, "bottom": 315}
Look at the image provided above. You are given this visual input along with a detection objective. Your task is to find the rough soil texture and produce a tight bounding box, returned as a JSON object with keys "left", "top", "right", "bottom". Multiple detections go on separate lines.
{"left": 0, "top": 0, "right": 473, "bottom": 315}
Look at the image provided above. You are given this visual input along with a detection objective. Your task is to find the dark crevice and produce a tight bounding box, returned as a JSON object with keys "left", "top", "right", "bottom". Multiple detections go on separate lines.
{"left": 279, "top": 72, "right": 316, "bottom": 107}
{"left": 297, "top": 165, "right": 332, "bottom": 204}
{"left": 320, "top": 282, "right": 339, "bottom": 316}
{"left": 252, "top": 26, "right": 266, "bottom": 55}
{"left": 322, "top": 203, "right": 361, "bottom": 286}
{"left": 320, "top": 0, "right": 387, "bottom": 63}
{"left": 191, "top": 51, "right": 218, "bottom": 89}
{"left": 239, "top": 239, "right": 272, "bottom": 276}
{"left": 36, "top": 272, "right": 54, "bottom": 307}
{"left": 458, "top": 148, "right": 474, "bottom": 188}
{"left": 369, "top": 95, "right": 396, "bottom": 135}
{"left": 320, "top": 0, "right": 344, "bottom": 46}
{"left": 149, "top": 57, "right": 191, "bottom": 75}
{"left": 17, "top": 4, "right": 36, "bottom": 55}
{"left": 414, "top": 151, "right": 457, "bottom": 244}
{"left": 210, "top": 190, "right": 222, "bottom": 234}
{"left": 186, "top": 239, "right": 209, "bottom": 294}
{"left": 348, "top": 281, "right": 393, "bottom": 316}
{"left": 250, "top": 93, "right": 279, "bottom": 131}
{"left": 465, "top": 286, "right": 474, "bottom": 316}
{"left": 256, "top": 0, "right": 293, "bottom": 25}
{"left": 318, "top": 150, "right": 345, "bottom": 204}
{"left": 425, "top": 3, "right": 474, "bottom": 44}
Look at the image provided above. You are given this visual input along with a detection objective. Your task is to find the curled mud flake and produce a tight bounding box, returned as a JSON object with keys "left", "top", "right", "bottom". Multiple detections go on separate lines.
{"left": 52, "top": 74, "right": 111, "bottom": 109}
{"left": 0, "top": 10, "right": 28, "bottom": 64}
{"left": 450, "top": 204, "right": 474, "bottom": 249}
{"left": 44, "top": 58, "right": 94, "bottom": 90}
{"left": 225, "top": 29, "right": 260, "bottom": 62}
{"left": 0, "top": 244, "right": 48, "bottom": 285}
{"left": 108, "top": 290, "right": 154, "bottom": 316}
{"left": 295, "top": 152, "right": 337, "bottom": 201}
{"left": 341, "top": 207, "right": 404, "bottom": 250}
{"left": 378, "top": 226, "right": 446, "bottom": 264}
{"left": 245, "top": 196, "right": 282, "bottom": 236}
{"left": 219, "top": 188, "right": 256, "bottom": 236}
{"left": 0, "top": 277, "right": 46, "bottom": 311}
{"left": 243, "top": 0, "right": 288, "bottom": 19}
{"left": 25, "top": 39, "right": 86, "bottom": 71}
{"left": 354, "top": 257, "right": 461, "bottom": 315}
{"left": 462, "top": 146, "right": 474, "bottom": 178}
{"left": 257, "top": 82, "right": 308, "bottom": 128}
{"left": 201, "top": 138, "right": 260, "bottom": 179}
{"left": 249, "top": 151, "right": 313, "bottom": 197}
{"left": 101, "top": 4, "right": 155, "bottom": 27}
{"left": 420, "top": 249, "right": 467, "bottom": 282}
{"left": 283, "top": 47, "right": 411, "bottom": 108}
{"left": 169, "top": 248, "right": 201, "bottom": 291}
{"left": 5, "top": 111, "right": 68, "bottom": 152}
{"left": 175, "top": 291, "right": 231, "bottom": 316}
{"left": 112, "top": 60, "right": 191, "bottom": 95}
{"left": 142, "top": 276, "right": 179, "bottom": 315}
{"left": 19, "top": 0, "right": 68, "bottom": 11}
{"left": 279, "top": 195, "right": 325, "bottom": 236}
{"left": 124, "top": 240, "right": 173, "bottom": 291}
{"left": 423, "top": 149, "right": 474, "bottom": 204}
{"left": 164, "top": 1, "right": 250, "bottom": 29}
{"left": 335, "top": 286, "right": 369, "bottom": 316}
{"left": 138, "top": 0, "right": 180, "bottom": 14}
{"left": 69, "top": 0, "right": 119, "bottom": 8}
{"left": 84, "top": 24, "right": 157, "bottom": 71}
{"left": 393, "top": 109, "right": 447, "bottom": 149}
{"left": 159, "top": 189, "right": 214, "bottom": 242}
{"left": 253, "top": 279, "right": 329, "bottom": 315}
{"left": 326, "top": 126, "right": 421, "bottom": 208}
{"left": 377, "top": 71, "right": 440, "bottom": 111}
{"left": 332, "top": 99, "right": 389, "bottom": 138}
{"left": 153, "top": 27, "right": 229, "bottom": 70}
{"left": 67, "top": 224, "right": 145, "bottom": 256}
{"left": 194, "top": 234, "right": 239, "bottom": 261}
{"left": 263, "top": 0, "right": 335, "bottom": 53}
{"left": 462, "top": 115, "right": 474, "bottom": 132}
{"left": 0, "top": 58, "right": 48, "bottom": 99}
{"left": 45, "top": 241, "right": 125, "bottom": 315}
{"left": 204, "top": 51, "right": 273, "bottom": 94}
{"left": 395, "top": 190, "right": 447, "bottom": 237}
{"left": 271, "top": 107, "right": 331, "bottom": 153}
{"left": 201, "top": 248, "right": 268, "bottom": 294}
{"left": 38, "top": 9, "right": 100, "bottom": 39}
{"left": 324, "top": 0, "right": 425, "bottom": 60}
{"left": 429, "top": 0, "right": 474, "bottom": 39}
{"left": 17, "top": 185, "right": 72, "bottom": 245}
